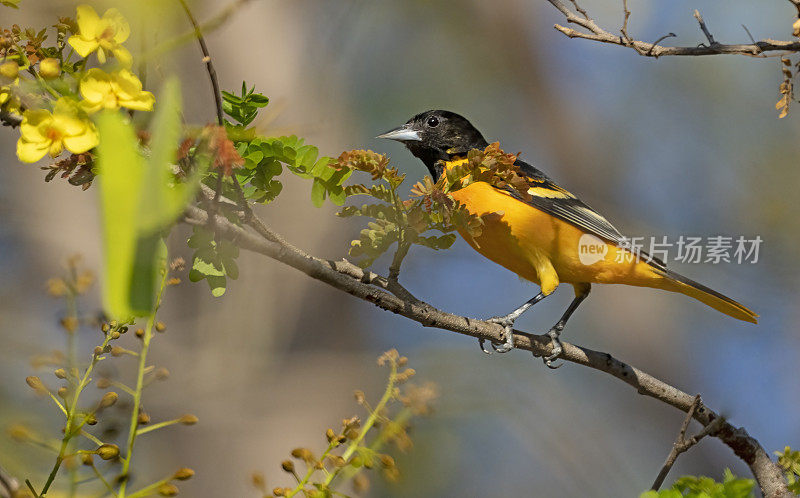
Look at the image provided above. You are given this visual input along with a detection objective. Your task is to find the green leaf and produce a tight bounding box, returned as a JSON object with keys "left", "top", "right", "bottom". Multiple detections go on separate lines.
{"left": 96, "top": 78, "right": 198, "bottom": 318}
{"left": 138, "top": 77, "right": 201, "bottom": 232}
{"left": 311, "top": 178, "right": 326, "bottom": 207}
{"left": 96, "top": 110, "right": 153, "bottom": 318}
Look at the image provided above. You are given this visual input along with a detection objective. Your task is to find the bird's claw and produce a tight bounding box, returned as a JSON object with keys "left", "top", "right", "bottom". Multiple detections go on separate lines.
{"left": 478, "top": 315, "right": 516, "bottom": 354}
{"left": 542, "top": 327, "right": 564, "bottom": 369}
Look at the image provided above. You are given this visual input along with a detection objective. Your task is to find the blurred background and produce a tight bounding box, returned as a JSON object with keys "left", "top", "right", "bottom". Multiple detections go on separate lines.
{"left": 2, "top": 0, "right": 799, "bottom": 496}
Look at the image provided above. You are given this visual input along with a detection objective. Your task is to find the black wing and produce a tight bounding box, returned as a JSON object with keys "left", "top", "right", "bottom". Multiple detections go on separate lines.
{"left": 502, "top": 159, "right": 666, "bottom": 271}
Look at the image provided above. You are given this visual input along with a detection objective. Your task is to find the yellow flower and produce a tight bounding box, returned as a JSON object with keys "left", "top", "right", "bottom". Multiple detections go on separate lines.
{"left": 16, "top": 97, "right": 99, "bottom": 163}
{"left": 1, "top": 77, "right": 21, "bottom": 114}
{"left": 67, "top": 5, "right": 131, "bottom": 67}
{"left": 80, "top": 68, "right": 154, "bottom": 113}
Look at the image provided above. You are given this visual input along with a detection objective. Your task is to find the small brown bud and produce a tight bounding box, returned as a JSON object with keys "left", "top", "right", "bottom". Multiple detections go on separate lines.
{"left": 345, "top": 428, "right": 358, "bottom": 441}
{"left": 272, "top": 487, "right": 286, "bottom": 496}
{"left": 251, "top": 472, "right": 266, "bottom": 490}
{"left": 8, "top": 424, "right": 32, "bottom": 441}
{"left": 135, "top": 328, "right": 144, "bottom": 338}
{"left": 54, "top": 368, "right": 67, "bottom": 379}
{"left": 155, "top": 321, "right": 166, "bottom": 332}
{"left": 167, "top": 277, "right": 181, "bottom": 286}
{"left": 97, "top": 444, "right": 119, "bottom": 460}
{"left": 172, "top": 468, "right": 194, "bottom": 480}
{"left": 155, "top": 367, "right": 170, "bottom": 380}
{"left": 57, "top": 386, "right": 68, "bottom": 398}
{"left": 45, "top": 278, "right": 68, "bottom": 297}
{"left": 109, "top": 320, "right": 118, "bottom": 328}
{"left": 179, "top": 414, "right": 198, "bottom": 425}
{"left": 93, "top": 346, "right": 103, "bottom": 356}
{"left": 379, "top": 454, "right": 395, "bottom": 468}
{"left": 85, "top": 414, "right": 97, "bottom": 425}
{"left": 101, "top": 323, "right": 111, "bottom": 333}
{"left": 330, "top": 455, "right": 345, "bottom": 468}
{"left": 398, "top": 356, "right": 408, "bottom": 367}
{"left": 110, "top": 331, "right": 121, "bottom": 340}
{"left": 99, "top": 391, "right": 118, "bottom": 408}
{"left": 138, "top": 412, "right": 151, "bottom": 425}
{"left": 60, "top": 316, "right": 78, "bottom": 333}
{"left": 81, "top": 453, "right": 94, "bottom": 466}
{"left": 290, "top": 448, "right": 312, "bottom": 461}
{"left": 158, "top": 483, "right": 179, "bottom": 496}
{"left": 353, "top": 474, "right": 370, "bottom": 493}
{"left": 26, "top": 376, "right": 48, "bottom": 395}
{"left": 353, "top": 390, "right": 365, "bottom": 404}
{"left": 96, "top": 378, "right": 111, "bottom": 389}
{"left": 325, "top": 428, "right": 336, "bottom": 442}
{"left": 281, "top": 460, "right": 294, "bottom": 473}
{"left": 110, "top": 346, "right": 125, "bottom": 357}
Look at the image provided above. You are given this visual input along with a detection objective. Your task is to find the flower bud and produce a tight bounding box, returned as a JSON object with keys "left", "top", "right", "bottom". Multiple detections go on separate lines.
{"left": 155, "top": 321, "right": 166, "bottom": 332}
{"left": 81, "top": 453, "right": 94, "bottom": 466}
{"left": 99, "top": 391, "right": 118, "bottom": 408}
{"left": 39, "top": 58, "right": 60, "bottom": 79}
{"left": 158, "top": 483, "right": 179, "bottom": 496}
{"left": 97, "top": 444, "right": 119, "bottom": 460}
{"left": 57, "top": 386, "right": 68, "bottom": 398}
{"left": 54, "top": 368, "right": 67, "bottom": 379}
{"left": 281, "top": 460, "right": 294, "bottom": 473}
{"left": 173, "top": 468, "right": 194, "bottom": 480}
{"left": 26, "top": 376, "right": 48, "bottom": 395}
{"left": 179, "top": 414, "right": 198, "bottom": 425}
{"left": 138, "top": 412, "right": 151, "bottom": 425}
{"left": 0, "top": 61, "right": 18, "bottom": 82}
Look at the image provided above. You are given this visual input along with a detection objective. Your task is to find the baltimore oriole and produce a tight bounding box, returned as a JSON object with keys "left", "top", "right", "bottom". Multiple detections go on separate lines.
{"left": 378, "top": 110, "right": 757, "bottom": 367}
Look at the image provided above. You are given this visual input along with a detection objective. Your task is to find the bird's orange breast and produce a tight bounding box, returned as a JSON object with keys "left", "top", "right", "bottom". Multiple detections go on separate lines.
{"left": 449, "top": 181, "right": 663, "bottom": 291}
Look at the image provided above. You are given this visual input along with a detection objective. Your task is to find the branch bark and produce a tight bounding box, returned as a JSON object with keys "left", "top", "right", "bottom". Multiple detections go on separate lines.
{"left": 184, "top": 204, "right": 790, "bottom": 497}
{"left": 547, "top": 0, "right": 800, "bottom": 58}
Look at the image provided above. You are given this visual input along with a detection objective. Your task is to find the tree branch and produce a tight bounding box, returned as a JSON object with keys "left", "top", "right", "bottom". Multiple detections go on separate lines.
{"left": 547, "top": 0, "right": 800, "bottom": 58}
{"left": 183, "top": 204, "right": 790, "bottom": 497}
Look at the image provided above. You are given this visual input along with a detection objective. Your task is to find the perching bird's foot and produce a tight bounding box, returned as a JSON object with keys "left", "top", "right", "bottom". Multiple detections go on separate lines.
{"left": 542, "top": 327, "right": 564, "bottom": 369}
{"left": 480, "top": 315, "right": 517, "bottom": 354}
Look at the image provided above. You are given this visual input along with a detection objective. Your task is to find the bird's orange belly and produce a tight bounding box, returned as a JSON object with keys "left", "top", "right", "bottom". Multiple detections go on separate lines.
{"left": 450, "top": 182, "right": 660, "bottom": 288}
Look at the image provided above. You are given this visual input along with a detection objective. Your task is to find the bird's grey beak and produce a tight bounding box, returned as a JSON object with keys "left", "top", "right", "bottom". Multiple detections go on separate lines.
{"left": 376, "top": 124, "right": 421, "bottom": 142}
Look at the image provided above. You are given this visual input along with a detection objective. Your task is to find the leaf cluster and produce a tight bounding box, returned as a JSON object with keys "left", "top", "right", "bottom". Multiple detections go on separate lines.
{"left": 640, "top": 469, "right": 754, "bottom": 498}
{"left": 187, "top": 226, "right": 240, "bottom": 297}
{"left": 775, "top": 446, "right": 800, "bottom": 493}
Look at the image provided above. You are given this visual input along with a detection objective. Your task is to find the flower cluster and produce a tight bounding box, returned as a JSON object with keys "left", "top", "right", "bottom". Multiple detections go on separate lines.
{"left": 2, "top": 4, "right": 155, "bottom": 163}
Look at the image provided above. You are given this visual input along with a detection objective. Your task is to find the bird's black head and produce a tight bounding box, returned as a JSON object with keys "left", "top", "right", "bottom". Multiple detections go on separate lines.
{"left": 377, "top": 110, "right": 488, "bottom": 181}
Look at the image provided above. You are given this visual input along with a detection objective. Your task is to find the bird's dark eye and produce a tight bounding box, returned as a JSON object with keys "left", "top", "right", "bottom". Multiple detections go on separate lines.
{"left": 426, "top": 116, "right": 439, "bottom": 128}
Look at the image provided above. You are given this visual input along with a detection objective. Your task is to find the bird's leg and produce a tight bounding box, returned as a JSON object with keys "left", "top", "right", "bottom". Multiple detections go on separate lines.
{"left": 481, "top": 292, "right": 548, "bottom": 354}
{"left": 542, "top": 283, "right": 591, "bottom": 369}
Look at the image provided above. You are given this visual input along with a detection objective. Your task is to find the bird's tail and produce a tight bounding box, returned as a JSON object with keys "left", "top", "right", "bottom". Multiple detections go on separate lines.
{"left": 657, "top": 268, "right": 758, "bottom": 323}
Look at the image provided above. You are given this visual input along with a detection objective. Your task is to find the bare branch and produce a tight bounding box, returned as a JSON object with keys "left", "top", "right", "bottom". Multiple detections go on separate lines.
{"left": 547, "top": 0, "right": 800, "bottom": 58}
{"left": 184, "top": 203, "right": 790, "bottom": 497}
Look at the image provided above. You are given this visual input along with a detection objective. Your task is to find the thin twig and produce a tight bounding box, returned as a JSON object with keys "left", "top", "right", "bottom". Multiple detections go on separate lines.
{"left": 651, "top": 395, "right": 701, "bottom": 490}
{"left": 693, "top": 10, "right": 717, "bottom": 47}
{"left": 546, "top": 0, "right": 800, "bottom": 58}
{"left": 176, "top": 0, "right": 224, "bottom": 126}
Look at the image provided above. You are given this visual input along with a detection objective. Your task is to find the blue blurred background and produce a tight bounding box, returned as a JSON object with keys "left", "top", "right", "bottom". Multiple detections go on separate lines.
{"left": 1, "top": 0, "right": 799, "bottom": 496}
